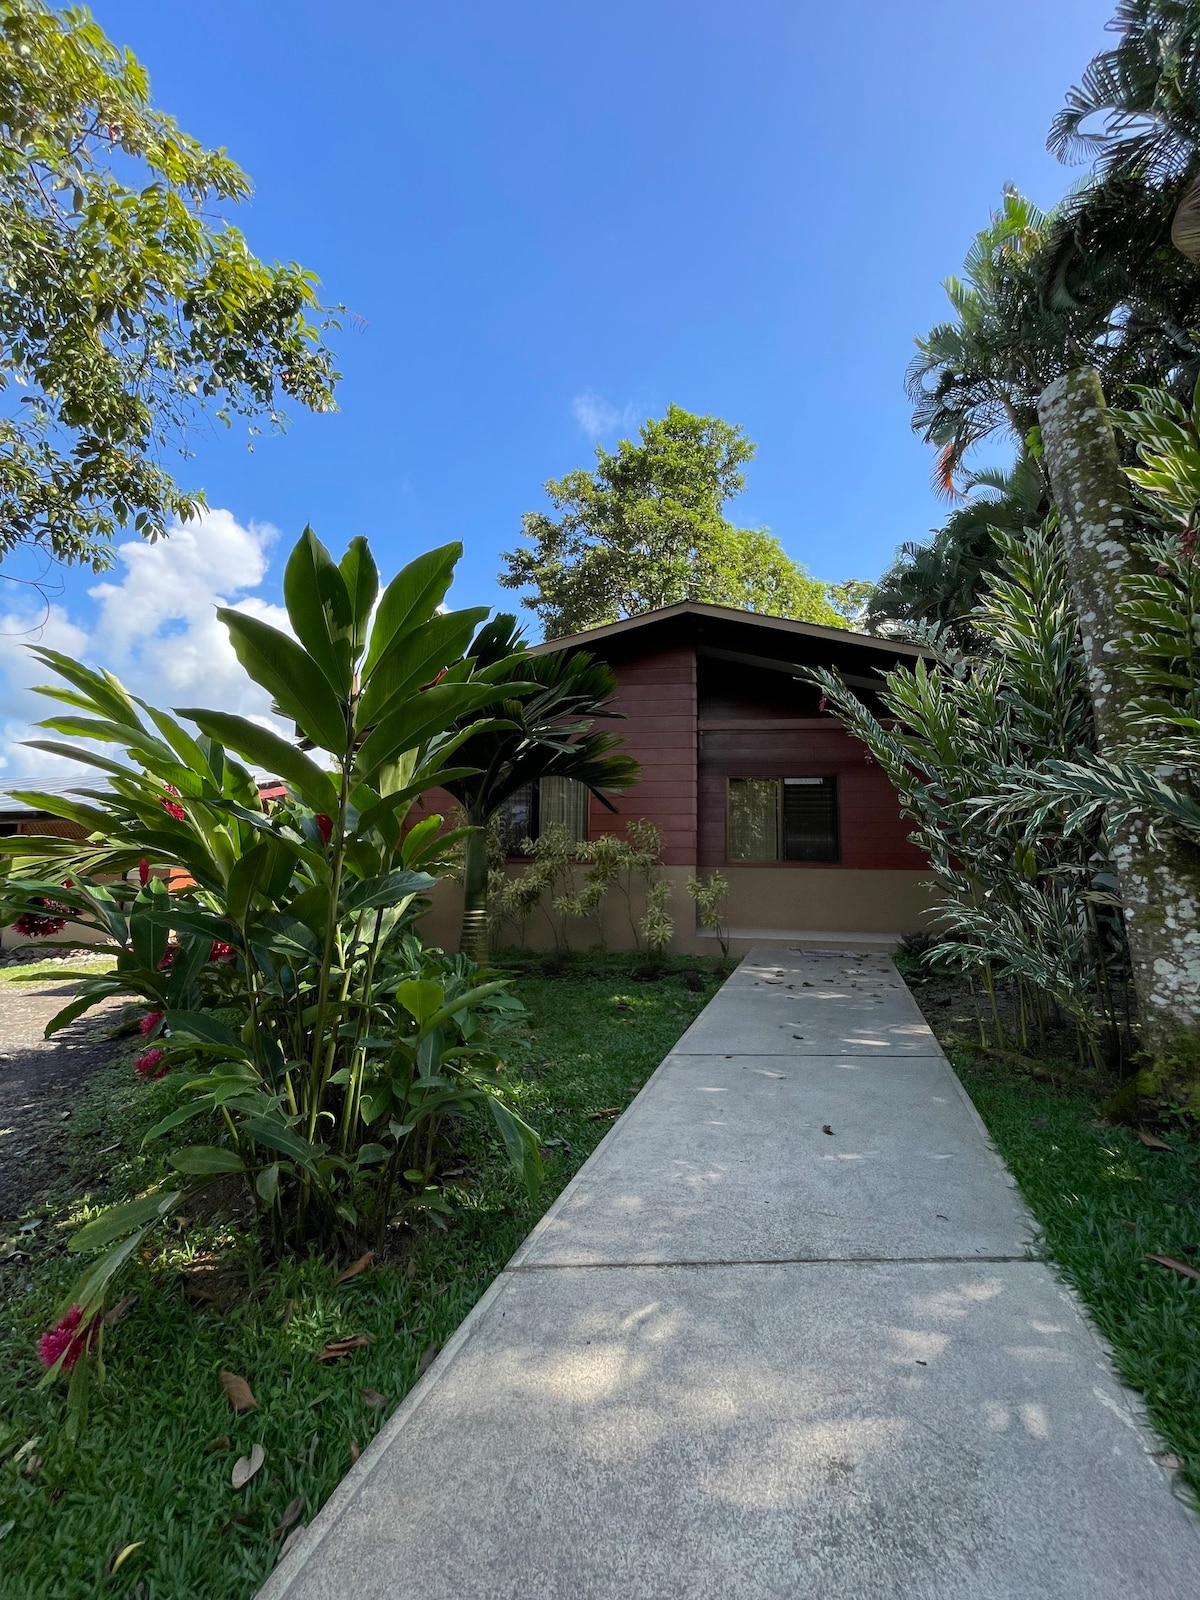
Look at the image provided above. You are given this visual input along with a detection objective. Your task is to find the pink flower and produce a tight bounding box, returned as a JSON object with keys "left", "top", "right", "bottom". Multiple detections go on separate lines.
{"left": 37, "top": 1305, "right": 99, "bottom": 1372}
{"left": 314, "top": 813, "right": 334, "bottom": 845}
{"left": 160, "top": 784, "right": 185, "bottom": 822}
{"left": 818, "top": 695, "right": 828, "bottom": 714}
{"left": 139, "top": 1009, "right": 164, "bottom": 1037}
{"left": 138, "top": 858, "right": 150, "bottom": 887}
{"left": 134, "top": 1047, "right": 166, "bottom": 1079}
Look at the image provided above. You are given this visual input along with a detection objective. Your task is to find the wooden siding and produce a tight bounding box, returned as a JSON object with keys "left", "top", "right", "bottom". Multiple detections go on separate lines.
{"left": 588, "top": 644, "right": 697, "bottom": 866}
{"left": 697, "top": 724, "right": 924, "bottom": 870}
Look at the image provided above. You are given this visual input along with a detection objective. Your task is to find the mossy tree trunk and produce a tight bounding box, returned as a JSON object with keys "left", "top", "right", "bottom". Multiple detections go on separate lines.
{"left": 1038, "top": 367, "right": 1200, "bottom": 1090}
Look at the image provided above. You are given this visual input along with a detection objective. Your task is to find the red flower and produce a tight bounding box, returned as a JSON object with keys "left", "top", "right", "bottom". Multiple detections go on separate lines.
{"left": 134, "top": 1047, "right": 167, "bottom": 1079}
{"left": 157, "top": 943, "right": 179, "bottom": 971}
{"left": 13, "top": 898, "right": 69, "bottom": 938}
{"left": 161, "top": 784, "right": 185, "bottom": 822}
{"left": 37, "top": 1305, "right": 99, "bottom": 1372}
{"left": 208, "top": 940, "right": 236, "bottom": 963}
{"left": 138, "top": 858, "right": 150, "bottom": 887}
{"left": 314, "top": 813, "right": 334, "bottom": 845}
{"left": 139, "top": 1009, "right": 164, "bottom": 1037}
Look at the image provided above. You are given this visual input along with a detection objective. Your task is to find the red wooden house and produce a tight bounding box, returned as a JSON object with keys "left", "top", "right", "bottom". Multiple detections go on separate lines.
{"left": 422, "top": 602, "right": 935, "bottom": 956}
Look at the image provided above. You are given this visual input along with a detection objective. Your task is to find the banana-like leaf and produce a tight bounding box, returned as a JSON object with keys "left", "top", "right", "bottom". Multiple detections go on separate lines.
{"left": 179, "top": 708, "right": 340, "bottom": 815}
{"left": 284, "top": 526, "right": 354, "bottom": 697}
{"left": 70, "top": 1189, "right": 182, "bottom": 1253}
{"left": 340, "top": 537, "right": 379, "bottom": 657}
{"left": 362, "top": 543, "right": 461, "bottom": 677}
{"left": 339, "top": 869, "right": 434, "bottom": 916}
{"left": 217, "top": 609, "right": 348, "bottom": 754}
{"left": 168, "top": 1146, "right": 246, "bottom": 1176}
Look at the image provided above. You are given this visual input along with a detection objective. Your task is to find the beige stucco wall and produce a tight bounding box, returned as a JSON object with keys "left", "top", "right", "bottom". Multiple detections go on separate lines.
{"left": 417, "top": 863, "right": 936, "bottom": 958}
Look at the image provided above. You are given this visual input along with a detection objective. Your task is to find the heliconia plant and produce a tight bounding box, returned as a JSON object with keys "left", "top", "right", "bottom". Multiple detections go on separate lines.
{"left": 1, "top": 530, "right": 545, "bottom": 1412}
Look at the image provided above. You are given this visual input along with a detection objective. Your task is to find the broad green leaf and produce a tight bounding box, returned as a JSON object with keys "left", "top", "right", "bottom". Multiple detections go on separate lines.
{"left": 163, "top": 1010, "right": 250, "bottom": 1057}
{"left": 395, "top": 979, "right": 444, "bottom": 1026}
{"left": 216, "top": 609, "right": 348, "bottom": 754}
{"left": 358, "top": 607, "right": 488, "bottom": 726}
{"left": 339, "top": 869, "right": 434, "bottom": 916}
{"left": 240, "top": 1116, "right": 321, "bottom": 1169}
{"left": 70, "top": 1189, "right": 181, "bottom": 1253}
{"left": 340, "top": 537, "right": 379, "bottom": 657}
{"left": 487, "top": 1098, "right": 542, "bottom": 1198}
{"left": 362, "top": 543, "right": 461, "bottom": 675}
{"left": 180, "top": 710, "right": 340, "bottom": 815}
{"left": 168, "top": 1146, "right": 246, "bottom": 1176}
{"left": 353, "top": 683, "right": 504, "bottom": 781}
{"left": 284, "top": 526, "right": 354, "bottom": 696}
{"left": 255, "top": 1163, "right": 281, "bottom": 1204}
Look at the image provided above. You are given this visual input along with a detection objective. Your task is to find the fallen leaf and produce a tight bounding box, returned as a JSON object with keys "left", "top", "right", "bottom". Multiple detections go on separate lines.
{"left": 210, "top": 1435, "right": 231, "bottom": 1453}
{"left": 822, "top": 1125, "right": 834, "bottom": 1136}
{"left": 1136, "top": 1131, "right": 1174, "bottom": 1152}
{"left": 105, "top": 1293, "right": 139, "bottom": 1326}
{"left": 418, "top": 1342, "right": 439, "bottom": 1376}
{"left": 278, "top": 1524, "right": 307, "bottom": 1563}
{"left": 349, "top": 1440, "right": 361, "bottom": 1464}
{"left": 280, "top": 1299, "right": 296, "bottom": 1331}
{"left": 1153, "top": 1451, "right": 1185, "bottom": 1471}
{"left": 360, "top": 1388, "right": 387, "bottom": 1409}
{"left": 1146, "top": 1253, "right": 1200, "bottom": 1282}
{"left": 219, "top": 1371, "right": 258, "bottom": 1412}
{"left": 270, "top": 1497, "right": 304, "bottom": 1539}
{"left": 936, "top": 1213, "right": 949, "bottom": 1221}
{"left": 915, "top": 1359, "right": 927, "bottom": 1366}
{"left": 109, "top": 1543, "right": 144, "bottom": 1574}
{"left": 587, "top": 1107, "right": 622, "bottom": 1120}
{"left": 317, "top": 1335, "right": 372, "bottom": 1362}
{"left": 334, "top": 1251, "right": 375, "bottom": 1285}
{"left": 231, "top": 1442, "right": 265, "bottom": 1489}
{"left": 793, "top": 1034, "right": 805, "bottom": 1040}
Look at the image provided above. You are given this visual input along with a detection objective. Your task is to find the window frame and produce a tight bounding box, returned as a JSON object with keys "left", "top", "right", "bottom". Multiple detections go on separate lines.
{"left": 499, "top": 776, "right": 590, "bottom": 858}
{"left": 725, "top": 774, "right": 840, "bottom": 866}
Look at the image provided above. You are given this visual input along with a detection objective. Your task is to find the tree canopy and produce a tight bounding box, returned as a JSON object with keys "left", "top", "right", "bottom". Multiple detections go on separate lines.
{"left": 499, "top": 404, "right": 845, "bottom": 638}
{"left": 0, "top": 0, "right": 339, "bottom": 570}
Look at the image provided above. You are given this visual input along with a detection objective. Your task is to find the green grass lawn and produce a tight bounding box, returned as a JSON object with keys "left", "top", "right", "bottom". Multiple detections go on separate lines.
{"left": 954, "top": 1052, "right": 1200, "bottom": 1505}
{"left": 0, "top": 956, "right": 726, "bottom": 1600}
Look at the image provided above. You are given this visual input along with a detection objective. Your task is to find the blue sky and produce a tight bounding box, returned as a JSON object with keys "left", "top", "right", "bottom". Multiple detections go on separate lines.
{"left": 1, "top": 0, "right": 1116, "bottom": 778}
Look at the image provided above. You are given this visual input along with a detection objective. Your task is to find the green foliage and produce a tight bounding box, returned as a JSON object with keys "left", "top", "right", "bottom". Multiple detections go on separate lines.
{"left": 811, "top": 525, "right": 1134, "bottom": 1063}
{"left": 499, "top": 404, "right": 845, "bottom": 637}
{"left": 0, "top": 0, "right": 339, "bottom": 568}
{"left": 0, "top": 529, "right": 548, "bottom": 1408}
{"left": 686, "top": 869, "right": 729, "bottom": 956}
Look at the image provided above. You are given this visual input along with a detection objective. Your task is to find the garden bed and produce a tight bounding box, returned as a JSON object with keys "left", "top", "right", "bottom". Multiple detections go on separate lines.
{"left": 0, "top": 955, "right": 727, "bottom": 1600}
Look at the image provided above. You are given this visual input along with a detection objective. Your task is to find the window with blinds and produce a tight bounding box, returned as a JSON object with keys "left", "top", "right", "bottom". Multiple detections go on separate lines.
{"left": 498, "top": 777, "right": 589, "bottom": 854}
{"left": 727, "top": 777, "right": 838, "bottom": 863}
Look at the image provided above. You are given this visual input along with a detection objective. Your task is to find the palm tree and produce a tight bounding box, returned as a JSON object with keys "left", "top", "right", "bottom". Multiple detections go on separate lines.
{"left": 443, "top": 616, "right": 639, "bottom": 958}
{"left": 866, "top": 454, "right": 1051, "bottom": 645}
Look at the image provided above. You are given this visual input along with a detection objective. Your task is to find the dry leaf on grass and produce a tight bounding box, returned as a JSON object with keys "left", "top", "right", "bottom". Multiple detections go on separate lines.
{"left": 104, "top": 1294, "right": 139, "bottom": 1326}
{"left": 270, "top": 1497, "right": 304, "bottom": 1539}
{"left": 418, "top": 1343, "right": 439, "bottom": 1376}
{"left": 278, "top": 1525, "right": 308, "bottom": 1564}
{"left": 280, "top": 1299, "right": 296, "bottom": 1331}
{"left": 1146, "top": 1253, "right": 1200, "bottom": 1282}
{"left": 1153, "top": 1451, "right": 1185, "bottom": 1471}
{"left": 349, "top": 1439, "right": 361, "bottom": 1464}
{"left": 109, "top": 1542, "right": 143, "bottom": 1574}
{"left": 231, "top": 1443, "right": 265, "bottom": 1489}
{"left": 1136, "top": 1131, "right": 1174, "bottom": 1152}
{"left": 360, "top": 1388, "right": 387, "bottom": 1409}
{"left": 587, "top": 1107, "right": 621, "bottom": 1121}
{"left": 334, "top": 1251, "right": 374, "bottom": 1285}
{"left": 219, "top": 1371, "right": 258, "bottom": 1412}
{"left": 317, "top": 1335, "right": 372, "bottom": 1362}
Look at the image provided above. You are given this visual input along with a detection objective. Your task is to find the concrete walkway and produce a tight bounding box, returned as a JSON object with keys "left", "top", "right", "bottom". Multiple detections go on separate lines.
{"left": 262, "top": 948, "right": 1199, "bottom": 1600}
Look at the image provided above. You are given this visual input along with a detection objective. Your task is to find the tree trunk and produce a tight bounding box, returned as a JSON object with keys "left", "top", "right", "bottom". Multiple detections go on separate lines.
{"left": 1037, "top": 367, "right": 1200, "bottom": 1093}
{"left": 459, "top": 821, "right": 490, "bottom": 962}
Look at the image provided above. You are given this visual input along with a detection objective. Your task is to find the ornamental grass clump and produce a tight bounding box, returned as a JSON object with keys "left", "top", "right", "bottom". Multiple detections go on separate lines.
{"left": 2, "top": 529, "right": 546, "bottom": 1414}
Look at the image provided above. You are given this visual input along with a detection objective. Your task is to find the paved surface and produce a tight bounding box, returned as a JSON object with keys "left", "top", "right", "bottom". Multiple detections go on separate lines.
{"left": 262, "top": 948, "right": 1200, "bottom": 1599}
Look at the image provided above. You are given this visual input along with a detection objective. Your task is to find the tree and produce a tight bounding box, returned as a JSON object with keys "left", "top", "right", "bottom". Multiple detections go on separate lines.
{"left": 441, "top": 615, "right": 639, "bottom": 957}
{"left": 499, "top": 404, "right": 844, "bottom": 637}
{"left": 1037, "top": 366, "right": 1200, "bottom": 1082}
{"left": 866, "top": 454, "right": 1051, "bottom": 645}
{"left": 0, "top": 1, "right": 339, "bottom": 570}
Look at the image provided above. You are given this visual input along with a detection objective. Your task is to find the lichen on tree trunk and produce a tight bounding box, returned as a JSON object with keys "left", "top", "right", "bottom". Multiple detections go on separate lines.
{"left": 1037, "top": 367, "right": 1200, "bottom": 1093}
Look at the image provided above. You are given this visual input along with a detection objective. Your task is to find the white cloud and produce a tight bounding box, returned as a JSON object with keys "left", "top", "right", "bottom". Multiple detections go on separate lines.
{"left": 0, "top": 509, "right": 291, "bottom": 786}
{"left": 571, "top": 392, "right": 643, "bottom": 440}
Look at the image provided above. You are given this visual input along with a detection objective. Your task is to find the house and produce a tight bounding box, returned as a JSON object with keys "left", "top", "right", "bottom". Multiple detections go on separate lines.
{"left": 421, "top": 602, "right": 935, "bottom": 956}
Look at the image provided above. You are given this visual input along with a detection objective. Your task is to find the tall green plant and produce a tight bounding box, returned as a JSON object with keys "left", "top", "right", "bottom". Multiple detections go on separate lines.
{"left": 2, "top": 530, "right": 545, "bottom": 1409}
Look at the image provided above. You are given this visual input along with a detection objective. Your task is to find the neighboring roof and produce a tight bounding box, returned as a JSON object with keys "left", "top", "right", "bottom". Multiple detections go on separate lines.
{"left": 527, "top": 601, "right": 930, "bottom": 659}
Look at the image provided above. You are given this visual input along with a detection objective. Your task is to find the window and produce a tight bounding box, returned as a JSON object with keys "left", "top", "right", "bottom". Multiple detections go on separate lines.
{"left": 727, "top": 777, "right": 838, "bottom": 862}
{"left": 499, "top": 777, "right": 589, "bottom": 854}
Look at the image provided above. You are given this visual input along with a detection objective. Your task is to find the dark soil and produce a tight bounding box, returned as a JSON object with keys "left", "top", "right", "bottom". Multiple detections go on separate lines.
{"left": 0, "top": 962, "right": 120, "bottom": 1222}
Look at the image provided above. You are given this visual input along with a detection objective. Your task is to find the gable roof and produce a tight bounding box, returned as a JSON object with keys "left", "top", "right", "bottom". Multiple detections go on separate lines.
{"left": 528, "top": 601, "right": 929, "bottom": 660}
